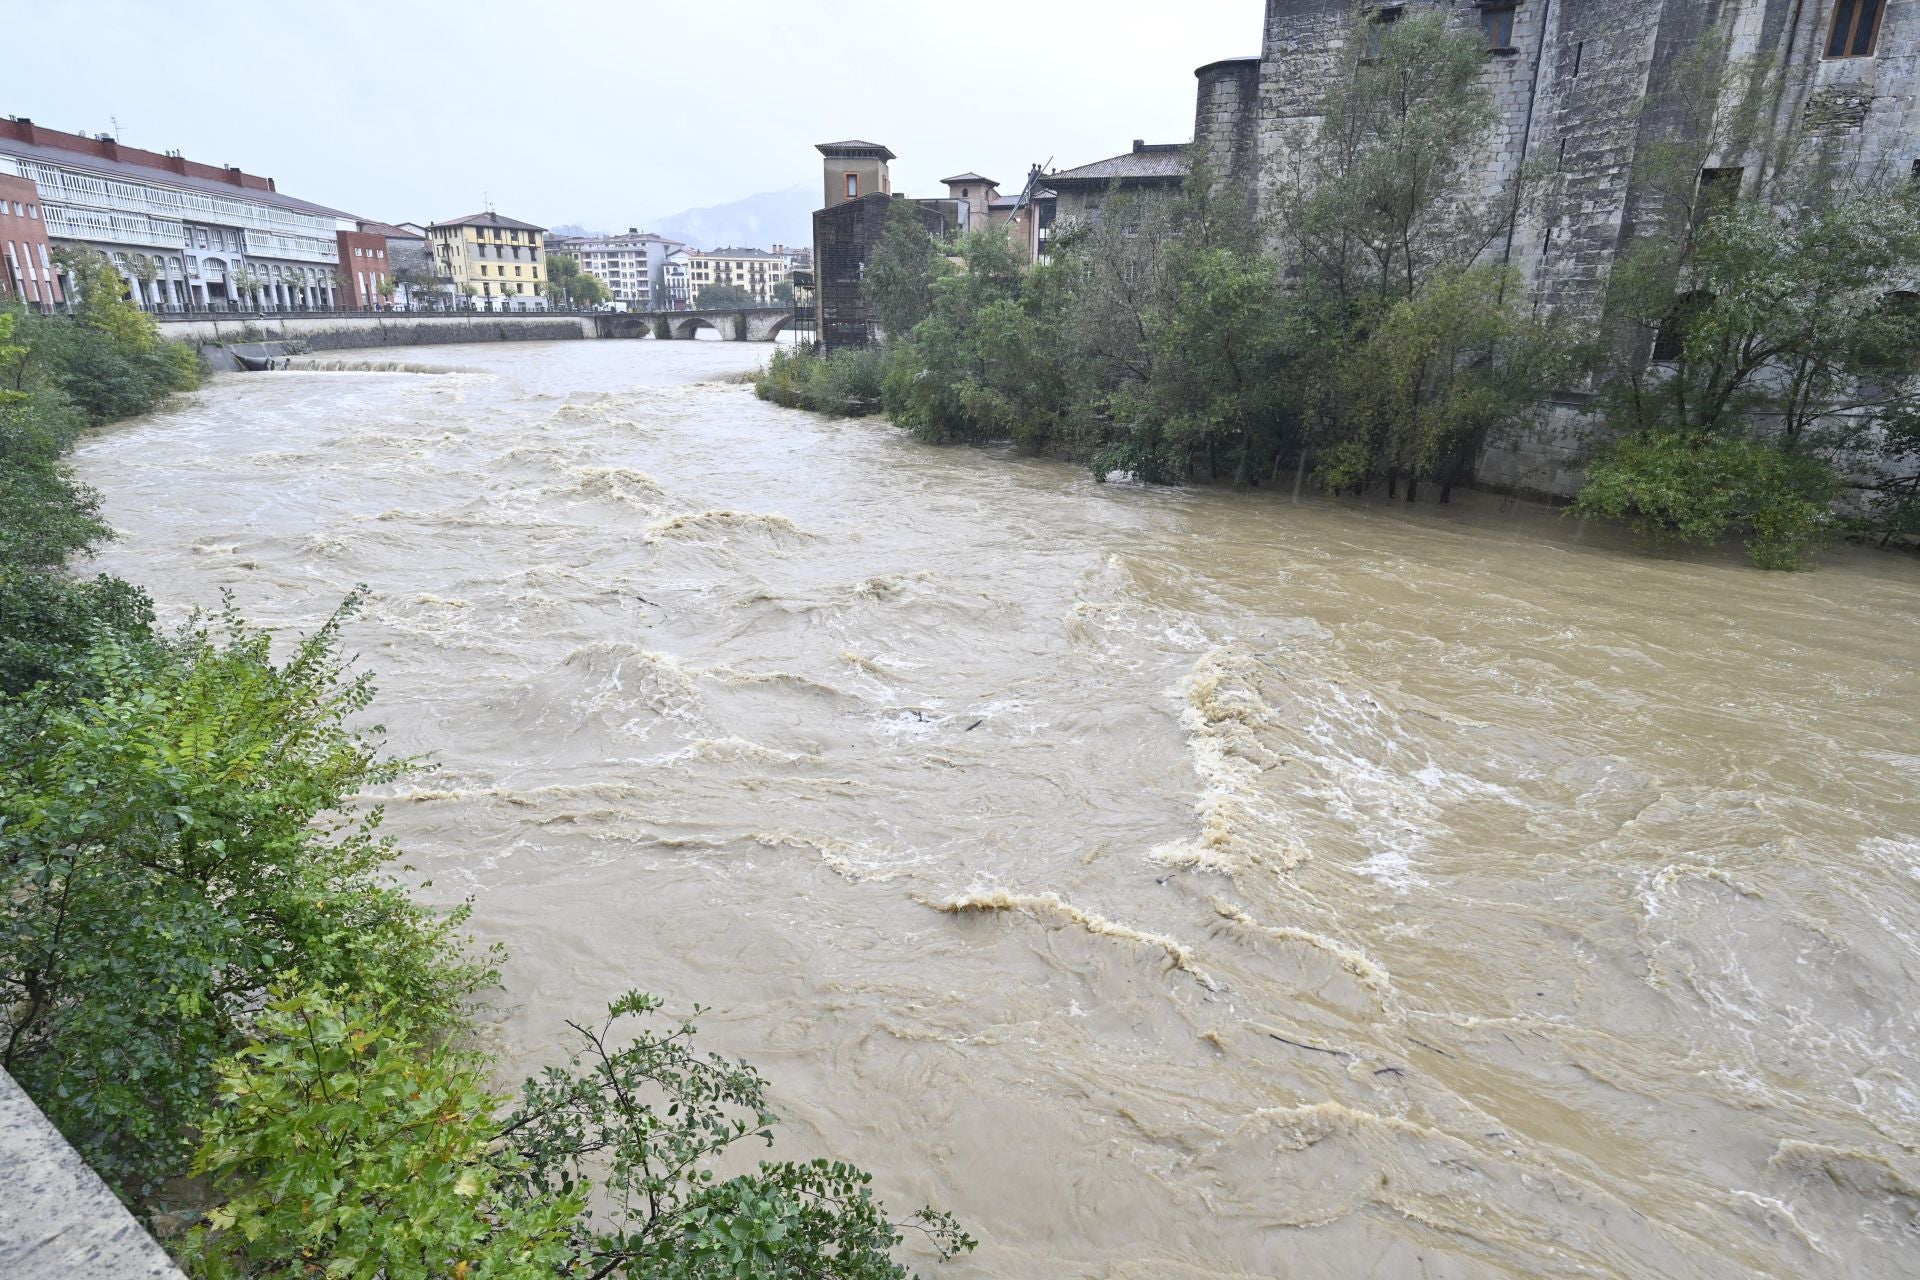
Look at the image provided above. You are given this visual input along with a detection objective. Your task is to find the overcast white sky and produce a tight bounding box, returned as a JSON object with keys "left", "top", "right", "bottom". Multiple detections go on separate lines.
{"left": 10, "top": 1, "right": 1260, "bottom": 227}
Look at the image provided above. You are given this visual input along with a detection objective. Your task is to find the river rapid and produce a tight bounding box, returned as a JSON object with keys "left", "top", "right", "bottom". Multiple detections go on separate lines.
{"left": 74, "top": 340, "right": 1920, "bottom": 1278}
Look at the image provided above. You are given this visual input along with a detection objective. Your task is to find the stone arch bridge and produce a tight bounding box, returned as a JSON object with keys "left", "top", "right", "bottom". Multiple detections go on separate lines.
{"left": 594, "top": 306, "right": 799, "bottom": 342}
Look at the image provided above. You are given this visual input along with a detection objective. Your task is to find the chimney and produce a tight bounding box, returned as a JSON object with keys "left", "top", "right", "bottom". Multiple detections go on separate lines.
{"left": 13, "top": 117, "right": 35, "bottom": 144}
{"left": 1133, "top": 139, "right": 1146, "bottom": 153}
{"left": 100, "top": 137, "right": 120, "bottom": 161}
{"left": 168, "top": 151, "right": 188, "bottom": 175}
{"left": 225, "top": 165, "right": 244, "bottom": 187}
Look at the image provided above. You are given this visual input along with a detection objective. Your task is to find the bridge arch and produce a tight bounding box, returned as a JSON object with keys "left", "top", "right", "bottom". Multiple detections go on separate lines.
{"left": 670, "top": 316, "right": 723, "bottom": 341}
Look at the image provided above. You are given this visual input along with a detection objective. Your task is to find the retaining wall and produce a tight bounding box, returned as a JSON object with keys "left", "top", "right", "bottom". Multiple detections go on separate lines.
{"left": 0, "top": 1069, "right": 185, "bottom": 1279}
{"left": 163, "top": 313, "right": 594, "bottom": 354}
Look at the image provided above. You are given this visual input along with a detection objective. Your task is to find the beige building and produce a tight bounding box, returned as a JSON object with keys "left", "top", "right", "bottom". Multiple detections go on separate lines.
{"left": 689, "top": 247, "right": 787, "bottom": 305}
{"left": 818, "top": 140, "right": 893, "bottom": 207}
{"left": 942, "top": 169, "right": 1052, "bottom": 262}
{"left": 424, "top": 211, "right": 547, "bottom": 311}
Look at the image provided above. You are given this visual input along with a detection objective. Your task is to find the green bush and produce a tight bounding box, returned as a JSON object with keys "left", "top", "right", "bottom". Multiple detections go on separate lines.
{"left": 755, "top": 345, "right": 888, "bottom": 417}
{"left": 0, "top": 597, "right": 492, "bottom": 1195}
{"left": 183, "top": 989, "right": 581, "bottom": 1280}
{"left": 0, "top": 305, "right": 186, "bottom": 696}
{"left": 184, "top": 987, "right": 973, "bottom": 1280}
{"left": 1572, "top": 429, "right": 1842, "bottom": 569}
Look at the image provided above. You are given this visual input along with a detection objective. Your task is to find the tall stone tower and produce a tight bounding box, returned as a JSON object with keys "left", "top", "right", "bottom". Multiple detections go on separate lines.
{"left": 818, "top": 141, "right": 894, "bottom": 210}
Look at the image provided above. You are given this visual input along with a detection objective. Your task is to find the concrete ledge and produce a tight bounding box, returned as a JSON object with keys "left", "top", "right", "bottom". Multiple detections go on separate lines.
{"left": 162, "top": 312, "right": 595, "bottom": 352}
{"left": 0, "top": 1070, "right": 185, "bottom": 1280}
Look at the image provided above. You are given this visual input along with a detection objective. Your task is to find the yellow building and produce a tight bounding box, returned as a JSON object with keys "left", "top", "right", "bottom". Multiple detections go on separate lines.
{"left": 688, "top": 247, "right": 786, "bottom": 306}
{"left": 424, "top": 211, "right": 548, "bottom": 311}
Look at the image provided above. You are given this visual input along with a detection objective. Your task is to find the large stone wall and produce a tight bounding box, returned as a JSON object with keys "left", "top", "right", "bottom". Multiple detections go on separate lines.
{"left": 1199, "top": 0, "right": 1920, "bottom": 496}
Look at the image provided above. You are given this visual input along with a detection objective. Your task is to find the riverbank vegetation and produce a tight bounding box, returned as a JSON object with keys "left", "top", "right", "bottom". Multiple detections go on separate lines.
{"left": 757, "top": 14, "right": 1920, "bottom": 568}
{"left": 1, "top": 267, "right": 972, "bottom": 1275}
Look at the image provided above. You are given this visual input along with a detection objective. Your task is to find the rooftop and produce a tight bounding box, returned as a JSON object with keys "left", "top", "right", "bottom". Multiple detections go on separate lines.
{"left": 358, "top": 218, "right": 426, "bottom": 240}
{"left": 0, "top": 116, "right": 358, "bottom": 222}
{"left": 1195, "top": 56, "right": 1263, "bottom": 77}
{"left": 1047, "top": 140, "right": 1189, "bottom": 188}
{"left": 817, "top": 140, "right": 896, "bottom": 161}
{"left": 430, "top": 211, "right": 548, "bottom": 233}
{"left": 942, "top": 172, "right": 999, "bottom": 188}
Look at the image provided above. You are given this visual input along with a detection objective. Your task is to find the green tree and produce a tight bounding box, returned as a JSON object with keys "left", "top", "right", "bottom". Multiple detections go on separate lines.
{"left": 1327, "top": 264, "right": 1579, "bottom": 501}
{"left": 697, "top": 283, "right": 756, "bottom": 309}
{"left": 0, "top": 598, "right": 490, "bottom": 1195}
{"left": 546, "top": 253, "right": 609, "bottom": 308}
{"left": 880, "top": 228, "right": 1027, "bottom": 444}
{"left": 1279, "top": 10, "right": 1559, "bottom": 498}
{"left": 0, "top": 294, "right": 199, "bottom": 695}
{"left": 864, "top": 201, "right": 950, "bottom": 340}
{"left": 1285, "top": 11, "right": 1500, "bottom": 315}
{"left": 1100, "top": 237, "right": 1297, "bottom": 486}
{"left": 182, "top": 989, "right": 582, "bottom": 1280}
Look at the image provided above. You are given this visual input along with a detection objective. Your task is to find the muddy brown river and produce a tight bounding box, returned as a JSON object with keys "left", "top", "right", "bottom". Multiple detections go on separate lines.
{"left": 74, "top": 340, "right": 1920, "bottom": 1277}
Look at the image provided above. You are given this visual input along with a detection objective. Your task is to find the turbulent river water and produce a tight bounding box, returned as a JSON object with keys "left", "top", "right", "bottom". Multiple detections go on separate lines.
{"left": 75, "top": 340, "right": 1920, "bottom": 1278}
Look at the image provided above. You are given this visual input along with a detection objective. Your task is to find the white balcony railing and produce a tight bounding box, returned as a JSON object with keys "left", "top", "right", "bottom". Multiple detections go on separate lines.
{"left": 243, "top": 228, "right": 339, "bottom": 265}
{"left": 1, "top": 154, "right": 343, "bottom": 240}
{"left": 41, "top": 202, "right": 184, "bottom": 249}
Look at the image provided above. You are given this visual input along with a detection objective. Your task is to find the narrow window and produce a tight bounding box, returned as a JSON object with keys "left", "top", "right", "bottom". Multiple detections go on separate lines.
{"left": 1826, "top": 0, "right": 1885, "bottom": 58}
{"left": 1481, "top": 3, "right": 1517, "bottom": 51}
{"left": 845, "top": 172, "right": 859, "bottom": 198}
{"left": 1653, "top": 290, "right": 1712, "bottom": 361}
{"left": 1571, "top": 39, "right": 1584, "bottom": 77}
{"left": 1366, "top": 5, "right": 1403, "bottom": 59}
{"left": 1694, "top": 167, "right": 1744, "bottom": 227}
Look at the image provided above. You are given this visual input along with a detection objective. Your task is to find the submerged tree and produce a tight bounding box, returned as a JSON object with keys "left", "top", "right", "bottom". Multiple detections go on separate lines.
{"left": 1278, "top": 9, "right": 1570, "bottom": 499}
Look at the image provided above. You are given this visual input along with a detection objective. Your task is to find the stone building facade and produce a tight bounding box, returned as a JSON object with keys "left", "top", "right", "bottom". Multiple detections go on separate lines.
{"left": 1194, "top": 0, "right": 1920, "bottom": 494}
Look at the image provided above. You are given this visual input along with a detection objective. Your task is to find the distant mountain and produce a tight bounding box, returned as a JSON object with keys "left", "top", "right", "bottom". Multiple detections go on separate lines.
{"left": 548, "top": 222, "right": 598, "bottom": 238}
{"left": 649, "top": 183, "right": 815, "bottom": 251}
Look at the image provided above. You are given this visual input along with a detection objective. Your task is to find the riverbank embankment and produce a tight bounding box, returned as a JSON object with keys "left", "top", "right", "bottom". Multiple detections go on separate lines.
{"left": 164, "top": 313, "right": 594, "bottom": 370}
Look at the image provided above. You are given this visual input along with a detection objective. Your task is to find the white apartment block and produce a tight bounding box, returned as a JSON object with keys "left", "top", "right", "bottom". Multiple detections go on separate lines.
{"left": 548, "top": 228, "right": 687, "bottom": 309}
